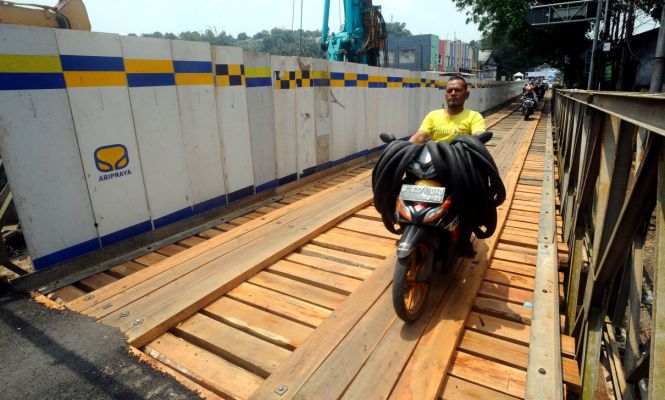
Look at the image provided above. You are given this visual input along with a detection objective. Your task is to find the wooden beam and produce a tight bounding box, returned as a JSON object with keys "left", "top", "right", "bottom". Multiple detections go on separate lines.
{"left": 526, "top": 119, "right": 563, "bottom": 400}
{"left": 581, "top": 307, "right": 604, "bottom": 399}
{"left": 650, "top": 137, "right": 665, "bottom": 399}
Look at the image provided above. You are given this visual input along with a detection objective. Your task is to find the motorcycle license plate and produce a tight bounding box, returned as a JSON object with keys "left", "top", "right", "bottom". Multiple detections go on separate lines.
{"left": 400, "top": 185, "right": 445, "bottom": 203}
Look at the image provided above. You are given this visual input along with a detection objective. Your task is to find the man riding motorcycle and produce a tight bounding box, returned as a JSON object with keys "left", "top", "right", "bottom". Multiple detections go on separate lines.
{"left": 408, "top": 75, "right": 485, "bottom": 257}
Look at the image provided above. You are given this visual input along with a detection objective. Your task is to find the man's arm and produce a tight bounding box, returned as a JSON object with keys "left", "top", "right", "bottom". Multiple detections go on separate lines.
{"left": 409, "top": 130, "right": 430, "bottom": 143}
{"left": 470, "top": 111, "right": 486, "bottom": 134}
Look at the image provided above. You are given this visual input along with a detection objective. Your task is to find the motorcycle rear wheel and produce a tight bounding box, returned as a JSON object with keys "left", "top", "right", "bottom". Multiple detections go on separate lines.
{"left": 392, "top": 241, "right": 432, "bottom": 322}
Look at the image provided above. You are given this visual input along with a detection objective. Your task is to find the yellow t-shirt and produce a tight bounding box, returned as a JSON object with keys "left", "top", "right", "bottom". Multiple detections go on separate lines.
{"left": 418, "top": 109, "right": 486, "bottom": 142}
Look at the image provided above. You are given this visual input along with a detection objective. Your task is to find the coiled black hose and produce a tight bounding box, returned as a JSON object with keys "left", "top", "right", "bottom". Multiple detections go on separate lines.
{"left": 371, "top": 134, "right": 506, "bottom": 239}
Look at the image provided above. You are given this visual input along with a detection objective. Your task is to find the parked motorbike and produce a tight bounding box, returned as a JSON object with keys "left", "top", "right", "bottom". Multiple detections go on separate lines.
{"left": 378, "top": 131, "right": 494, "bottom": 322}
{"left": 521, "top": 96, "right": 535, "bottom": 120}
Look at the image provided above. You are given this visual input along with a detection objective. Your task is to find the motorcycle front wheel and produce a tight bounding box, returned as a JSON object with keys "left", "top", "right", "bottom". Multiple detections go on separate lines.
{"left": 392, "top": 241, "right": 432, "bottom": 322}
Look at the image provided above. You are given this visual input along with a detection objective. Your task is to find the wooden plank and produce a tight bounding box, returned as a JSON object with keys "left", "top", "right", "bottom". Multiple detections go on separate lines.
{"left": 441, "top": 375, "right": 521, "bottom": 400}
{"left": 489, "top": 259, "right": 536, "bottom": 278}
{"left": 77, "top": 272, "right": 117, "bottom": 292}
{"left": 497, "top": 241, "right": 538, "bottom": 256}
{"left": 474, "top": 293, "right": 532, "bottom": 324}
{"left": 336, "top": 216, "right": 400, "bottom": 240}
{"left": 311, "top": 228, "right": 394, "bottom": 258}
{"left": 178, "top": 236, "right": 206, "bottom": 247}
{"left": 155, "top": 244, "right": 187, "bottom": 257}
{"left": 202, "top": 296, "right": 313, "bottom": 349}
{"left": 485, "top": 268, "right": 536, "bottom": 291}
{"left": 494, "top": 249, "right": 538, "bottom": 266}
{"left": 134, "top": 252, "right": 168, "bottom": 266}
{"left": 353, "top": 207, "right": 382, "bottom": 221}
{"left": 461, "top": 327, "right": 581, "bottom": 391}
{"left": 247, "top": 271, "right": 347, "bottom": 310}
{"left": 478, "top": 281, "right": 534, "bottom": 304}
{"left": 288, "top": 289, "right": 396, "bottom": 399}
{"left": 197, "top": 229, "right": 224, "bottom": 239}
{"left": 266, "top": 259, "right": 362, "bottom": 294}
{"left": 106, "top": 261, "right": 146, "bottom": 279}
{"left": 340, "top": 266, "right": 455, "bottom": 400}
{"left": 505, "top": 219, "right": 540, "bottom": 232}
{"left": 215, "top": 222, "right": 237, "bottom": 231}
{"left": 248, "top": 254, "right": 394, "bottom": 400}
{"left": 298, "top": 244, "right": 383, "bottom": 269}
{"left": 466, "top": 310, "right": 576, "bottom": 360}
{"left": 227, "top": 282, "right": 330, "bottom": 328}
{"left": 51, "top": 285, "right": 86, "bottom": 303}
{"left": 128, "top": 346, "right": 223, "bottom": 400}
{"left": 448, "top": 351, "right": 526, "bottom": 398}
{"left": 651, "top": 138, "right": 665, "bottom": 399}
{"left": 284, "top": 252, "right": 372, "bottom": 280}
{"left": 144, "top": 333, "right": 263, "bottom": 399}
{"left": 76, "top": 173, "right": 371, "bottom": 334}
{"left": 172, "top": 313, "right": 291, "bottom": 378}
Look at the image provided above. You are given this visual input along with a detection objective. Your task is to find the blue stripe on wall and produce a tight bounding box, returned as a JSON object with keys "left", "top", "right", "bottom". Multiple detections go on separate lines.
{"left": 153, "top": 206, "right": 194, "bottom": 229}
{"left": 246, "top": 77, "right": 272, "bottom": 87}
{"left": 278, "top": 173, "right": 297, "bottom": 186}
{"left": 32, "top": 238, "right": 101, "bottom": 270}
{"left": 228, "top": 186, "right": 255, "bottom": 203}
{"left": 255, "top": 179, "right": 278, "bottom": 193}
{"left": 60, "top": 55, "right": 125, "bottom": 71}
{"left": 100, "top": 220, "right": 152, "bottom": 247}
{"left": 127, "top": 73, "right": 176, "bottom": 87}
{"left": 330, "top": 72, "right": 344, "bottom": 80}
{"left": 193, "top": 194, "right": 228, "bottom": 214}
{"left": 0, "top": 73, "right": 66, "bottom": 90}
{"left": 173, "top": 60, "right": 212, "bottom": 73}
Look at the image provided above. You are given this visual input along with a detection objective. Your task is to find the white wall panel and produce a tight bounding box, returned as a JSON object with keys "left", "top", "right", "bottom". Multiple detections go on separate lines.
{"left": 55, "top": 29, "right": 151, "bottom": 246}
{"left": 244, "top": 51, "right": 277, "bottom": 192}
{"left": 271, "top": 56, "right": 298, "bottom": 183}
{"left": 312, "top": 58, "right": 332, "bottom": 172}
{"left": 171, "top": 39, "right": 226, "bottom": 213}
{"left": 329, "top": 61, "right": 350, "bottom": 162}
{"left": 294, "top": 57, "right": 317, "bottom": 177}
{"left": 213, "top": 45, "right": 255, "bottom": 201}
{"left": 120, "top": 36, "right": 194, "bottom": 228}
{"left": 0, "top": 25, "right": 99, "bottom": 268}
{"left": 352, "top": 63, "right": 368, "bottom": 155}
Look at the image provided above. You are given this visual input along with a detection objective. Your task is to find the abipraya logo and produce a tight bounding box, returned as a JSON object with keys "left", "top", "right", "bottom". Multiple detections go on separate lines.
{"left": 94, "top": 144, "right": 132, "bottom": 182}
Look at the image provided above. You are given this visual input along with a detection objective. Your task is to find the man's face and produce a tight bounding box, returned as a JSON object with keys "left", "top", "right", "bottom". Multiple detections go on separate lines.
{"left": 445, "top": 79, "right": 469, "bottom": 108}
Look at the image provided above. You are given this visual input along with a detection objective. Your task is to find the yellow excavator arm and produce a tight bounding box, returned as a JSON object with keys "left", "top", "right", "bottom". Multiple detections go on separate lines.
{"left": 0, "top": 0, "right": 90, "bottom": 30}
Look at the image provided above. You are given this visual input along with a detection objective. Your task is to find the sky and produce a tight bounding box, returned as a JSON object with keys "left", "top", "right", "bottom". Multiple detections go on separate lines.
{"left": 80, "top": 0, "right": 482, "bottom": 43}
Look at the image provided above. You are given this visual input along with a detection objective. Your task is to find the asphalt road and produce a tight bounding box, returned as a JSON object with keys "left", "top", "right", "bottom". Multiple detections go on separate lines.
{"left": 0, "top": 291, "right": 202, "bottom": 400}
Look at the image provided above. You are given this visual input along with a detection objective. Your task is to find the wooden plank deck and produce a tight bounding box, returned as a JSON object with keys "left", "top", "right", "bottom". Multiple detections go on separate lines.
{"left": 49, "top": 100, "right": 579, "bottom": 399}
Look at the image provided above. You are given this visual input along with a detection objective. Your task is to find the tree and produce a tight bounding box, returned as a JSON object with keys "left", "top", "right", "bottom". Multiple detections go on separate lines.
{"left": 237, "top": 32, "right": 249, "bottom": 41}
{"left": 386, "top": 22, "right": 411, "bottom": 37}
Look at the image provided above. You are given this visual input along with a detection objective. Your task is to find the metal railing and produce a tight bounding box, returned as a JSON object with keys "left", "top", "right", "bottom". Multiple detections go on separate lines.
{"left": 553, "top": 89, "right": 665, "bottom": 399}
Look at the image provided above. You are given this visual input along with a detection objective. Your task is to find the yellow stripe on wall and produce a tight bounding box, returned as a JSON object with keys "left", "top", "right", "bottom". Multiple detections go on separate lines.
{"left": 124, "top": 59, "right": 174, "bottom": 74}
{"left": 0, "top": 54, "right": 62, "bottom": 73}
{"left": 175, "top": 73, "right": 213, "bottom": 86}
{"left": 64, "top": 71, "right": 127, "bottom": 87}
{"left": 245, "top": 67, "right": 271, "bottom": 78}
{"left": 312, "top": 70, "right": 330, "bottom": 79}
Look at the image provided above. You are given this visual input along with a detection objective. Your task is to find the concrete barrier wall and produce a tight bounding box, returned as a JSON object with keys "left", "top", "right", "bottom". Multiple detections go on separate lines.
{"left": 0, "top": 25, "right": 523, "bottom": 269}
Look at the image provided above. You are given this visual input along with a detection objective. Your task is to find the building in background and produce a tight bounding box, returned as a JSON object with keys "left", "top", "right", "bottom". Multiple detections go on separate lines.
{"left": 386, "top": 34, "right": 478, "bottom": 73}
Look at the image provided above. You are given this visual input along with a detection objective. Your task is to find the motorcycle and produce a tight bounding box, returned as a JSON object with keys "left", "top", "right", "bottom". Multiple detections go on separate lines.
{"left": 378, "top": 131, "right": 493, "bottom": 322}
{"left": 521, "top": 96, "right": 535, "bottom": 120}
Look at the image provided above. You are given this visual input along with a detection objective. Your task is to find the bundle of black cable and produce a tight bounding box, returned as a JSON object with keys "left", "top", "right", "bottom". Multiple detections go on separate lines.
{"left": 371, "top": 135, "right": 506, "bottom": 239}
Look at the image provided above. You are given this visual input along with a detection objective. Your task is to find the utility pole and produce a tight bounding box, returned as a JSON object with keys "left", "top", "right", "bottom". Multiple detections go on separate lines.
{"left": 587, "top": 0, "right": 604, "bottom": 89}
{"left": 649, "top": 2, "right": 665, "bottom": 92}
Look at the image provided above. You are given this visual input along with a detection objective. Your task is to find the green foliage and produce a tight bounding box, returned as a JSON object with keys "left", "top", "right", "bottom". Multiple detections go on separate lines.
{"left": 386, "top": 22, "right": 411, "bottom": 37}
{"left": 452, "top": 0, "right": 592, "bottom": 85}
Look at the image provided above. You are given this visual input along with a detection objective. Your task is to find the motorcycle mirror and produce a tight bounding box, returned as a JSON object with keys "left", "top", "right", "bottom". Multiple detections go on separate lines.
{"left": 475, "top": 131, "right": 493, "bottom": 144}
{"left": 380, "top": 133, "right": 397, "bottom": 144}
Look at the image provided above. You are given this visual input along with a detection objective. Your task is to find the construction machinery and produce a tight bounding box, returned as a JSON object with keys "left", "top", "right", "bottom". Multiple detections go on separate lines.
{"left": 0, "top": 0, "right": 90, "bottom": 30}
{"left": 321, "top": 0, "right": 388, "bottom": 66}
